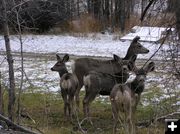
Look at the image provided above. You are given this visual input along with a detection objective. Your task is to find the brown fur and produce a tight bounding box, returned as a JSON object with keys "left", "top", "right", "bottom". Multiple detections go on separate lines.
{"left": 110, "top": 62, "right": 155, "bottom": 134}
{"left": 51, "top": 54, "right": 79, "bottom": 121}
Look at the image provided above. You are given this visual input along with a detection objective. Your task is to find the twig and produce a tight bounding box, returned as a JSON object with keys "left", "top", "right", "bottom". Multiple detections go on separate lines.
{"left": 0, "top": 57, "right": 6, "bottom": 66}
{"left": 142, "top": 28, "right": 172, "bottom": 68}
{"left": 137, "top": 112, "right": 180, "bottom": 128}
{"left": 155, "top": 112, "right": 180, "bottom": 122}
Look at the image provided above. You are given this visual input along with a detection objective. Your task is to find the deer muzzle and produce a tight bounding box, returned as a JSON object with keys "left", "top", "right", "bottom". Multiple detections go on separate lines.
{"left": 51, "top": 68, "right": 55, "bottom": 71}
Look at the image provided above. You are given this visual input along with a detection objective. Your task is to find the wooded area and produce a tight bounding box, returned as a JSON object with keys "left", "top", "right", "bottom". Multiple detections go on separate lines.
{"left": 0, "top": 0, "right": 178, "bottom": 33}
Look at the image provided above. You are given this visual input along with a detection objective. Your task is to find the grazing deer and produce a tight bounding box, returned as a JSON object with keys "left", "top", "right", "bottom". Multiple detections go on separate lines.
{"left": 110, "top": 62, "right": 155, "bottom": 134}
{"left": 51, "top": 54, "right": 79, "bottom": 121}
{"left": 72, "top": 36, "right": 149, "bottom": 104}
{"left": 83, "top": 55, "right": 136, "bottom": 119}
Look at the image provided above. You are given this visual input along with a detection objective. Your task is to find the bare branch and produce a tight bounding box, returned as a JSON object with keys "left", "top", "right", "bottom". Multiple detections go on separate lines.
{"left": 140, "top": 0, "right": 156, "bottom": 21}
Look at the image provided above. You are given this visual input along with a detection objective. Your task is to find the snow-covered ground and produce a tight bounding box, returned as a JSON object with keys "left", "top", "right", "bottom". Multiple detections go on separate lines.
{"left": 0, "top": 34, "right": 168, "bottom": 60}
{"left": 0, "top": 33, "right": 179, "bottom": 108}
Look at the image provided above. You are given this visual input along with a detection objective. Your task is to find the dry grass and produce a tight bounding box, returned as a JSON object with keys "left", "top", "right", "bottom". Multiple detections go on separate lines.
{"left": 69, "top": 14, "right": 102, "bottom": 33}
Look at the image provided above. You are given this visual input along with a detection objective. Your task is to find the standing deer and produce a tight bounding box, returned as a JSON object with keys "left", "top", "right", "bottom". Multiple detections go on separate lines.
{"left": 83, "top": 55, "right": 136, "bottom": 119}
{"left": 72, "top": 36, "right": 149, "bottom": 106}
{"left": 110, "top": 62, "right": 155, "bottom": 134}
{"left": 51, "top": 54, "right": 79, "bottom": 121}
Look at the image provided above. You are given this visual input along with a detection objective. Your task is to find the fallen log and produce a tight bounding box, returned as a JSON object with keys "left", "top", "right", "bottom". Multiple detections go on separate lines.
{"left": 0, "top": 114, "right": 39, "bottom": 134}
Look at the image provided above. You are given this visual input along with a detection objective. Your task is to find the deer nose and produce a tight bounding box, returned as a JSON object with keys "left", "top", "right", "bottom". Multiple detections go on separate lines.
{"left": 139, "top": 78, "right": 145, "bottom": 83}
{"left": 51, "top": 68, "right": 54, "bottom": 71}
{"left": 146, "top": 49, "right": 149, "bottom": 53}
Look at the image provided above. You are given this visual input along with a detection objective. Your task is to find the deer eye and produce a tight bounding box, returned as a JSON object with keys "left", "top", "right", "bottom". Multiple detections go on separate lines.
{"left": 56, "top": 63, "right": 61, "bottom": 66}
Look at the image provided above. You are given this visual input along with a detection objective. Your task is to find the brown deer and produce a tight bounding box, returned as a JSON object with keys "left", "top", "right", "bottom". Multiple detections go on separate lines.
{"left": 82, "top": 55, "right": 136, "bottom": 120}
{"left": 72, "top": 36, "right": 149, "bottom": 106}
{"left": 110, "top": 62, "right": 155, "bottom": 134}
{"left": 51, "top": 54, "right": 79, "bottom": 121}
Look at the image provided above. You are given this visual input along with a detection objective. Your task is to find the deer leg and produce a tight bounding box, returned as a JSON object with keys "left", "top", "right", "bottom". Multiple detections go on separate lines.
{"left": 122, "top": 109, "right": 128, "bottom": 134}
{"left": 126, "top": 111, "right": 134, "bottom": 134}
{"left": 83, "top": 91, "right": 97, "bottom": 125}
{"left": 83, "top": 94, "right": 89, "bottom": 118}
{"left": 111, "top": 102, "right": 119, "bottom": 134}
{"left": 131, "top": 110, "right": 136, "bottom": 134}
{"left": 75, "top": 89, "right": 80, "bottom": 110}
{"left": 66, "top": 94, "right": 73, "bottom": 119}
{"left": 71, "top": 96, "right": 76, "bottom": 116}
{"left": 83, "top": 86, "right": 90, "bottom": 118}
{"left": 68, "top": 95, "right": 74, "bottom": 122}
{"left": 61, "top": 91, "right": 69, "bottom": 118}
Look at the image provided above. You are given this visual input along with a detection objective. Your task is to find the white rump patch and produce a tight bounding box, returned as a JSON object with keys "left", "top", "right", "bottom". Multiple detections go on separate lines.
{"left": 83, "top": 75, "right": 91, "bottom": 86}
{"left": 61, "top": 80, "right": 72, "bottom": 89}
{"left": 65, "top": 60, "right": 74, "bottom": 73}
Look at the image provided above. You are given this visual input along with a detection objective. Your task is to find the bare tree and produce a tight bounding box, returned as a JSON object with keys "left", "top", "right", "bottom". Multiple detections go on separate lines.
{"left": 176, "top": 0, "right": 180, "bottom": 39}
{"left": 167, "top": 0, "right": 176, "bottom": 12}
{"left": 0, "top": 72, "right": 3, "bottom": 115}
{"left": 11, "top": 0, "right": 24, "bottom": 124}
{"left": 1, "top": 0, "right": 16, "bottom": 121}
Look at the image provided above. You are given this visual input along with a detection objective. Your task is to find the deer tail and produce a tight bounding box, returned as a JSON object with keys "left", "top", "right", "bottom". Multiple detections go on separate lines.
{"left": 119, "top": 84, "right": 126, "bottom": 93}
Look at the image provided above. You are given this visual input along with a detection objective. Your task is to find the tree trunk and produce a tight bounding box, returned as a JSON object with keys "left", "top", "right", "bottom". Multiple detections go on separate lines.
{"left": 93, "top": 0, "right": 101, "bottom": 19}
{"left": 114, "top": 0, "right": 118, "bottom": 25}
{"left": 104, "top": 0, "right": 110, "bottom": 22}
{"left": 87, "top": 0, "right": 92, "bottom": 13}
{"left": 167, "top": 0, "right": 176, "bottom": 12}
{"left": 176, "top": 0, "right": 180, "bottom": 39}
{"left": 0, "top": 72, "right": 3, "bottom": 115}
{"left": 11, "top": 0, "right": 24, "bottom": 124}
{"left": 1, "top": 0, "right": 16, "bottom": 121}
{"left": 77, "top": 0, "right": 80, "bottom": 17}
{"left": 110, "top": 0, "right": 114, "bottom": 30}
{"left": 119, "top": 0, "right": 125, "bottom": 32}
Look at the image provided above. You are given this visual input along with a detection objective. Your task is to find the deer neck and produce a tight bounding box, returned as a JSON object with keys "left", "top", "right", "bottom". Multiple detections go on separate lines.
{"left": 130, "top": 79, "right": 144, "bottom": 95}
{"left": 123, "top": 46, "right": 136, "bottom": 60}
{"left": 58, "top": 70, "right": 68, "bottom": 77}
{"left": 123, "top": 51, "right": 136, "bottom": 60}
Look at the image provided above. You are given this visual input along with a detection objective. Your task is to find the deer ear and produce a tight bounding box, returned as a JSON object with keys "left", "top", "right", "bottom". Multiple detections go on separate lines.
{"left": 127, "top": 61, "right": 134, "bottom": 71}
{"left": 127, "top": 61, "right": 137, "bottom": 71}
{"left": 145, "top": 62, "right": 155, "bottom": 73}
{"left": 56, "top": 54, "right": 61, "bottom": 61}
{"left": 113, "top": 54, "right": 121, "bottom": 62}
{"left": 62, "top": 54, "right": 69, "bottom": 62}
{"left": 132, "top": 36, "right": 140, "bottom": 43}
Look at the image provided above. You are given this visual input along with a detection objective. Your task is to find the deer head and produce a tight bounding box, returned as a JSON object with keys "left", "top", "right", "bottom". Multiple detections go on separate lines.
{"left": 124, "top": 36, "right": 149, "bottom": 60}
{"left": 51, "top": 54, "right": 69, "bottom": 75}
{"left": 132, "top": 62, "right": 155, "bottom": 93}
{"left": 131, "top": 36, "right": 149, "bottom": 54}
{"left": 113, "top": 54, "right": 136, "bottom": 74}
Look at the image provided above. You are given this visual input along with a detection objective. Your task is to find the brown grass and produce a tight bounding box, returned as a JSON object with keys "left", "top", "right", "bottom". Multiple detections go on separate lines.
{"left": 69, "top": 13, "right": 102, "bottom": 33}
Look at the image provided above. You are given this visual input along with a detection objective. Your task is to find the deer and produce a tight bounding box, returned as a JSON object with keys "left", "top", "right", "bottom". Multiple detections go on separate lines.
{"left": 110, "top": 62, "right": 155, "bottom": 134}
{"left": 51, "top": 54, "right": 79, "bottom": 121}
{"left": 82, "top": 55, "right": 136, "bottom": 121}
{"left": 72, "top": 36, "right": 149, "bottom": 106}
